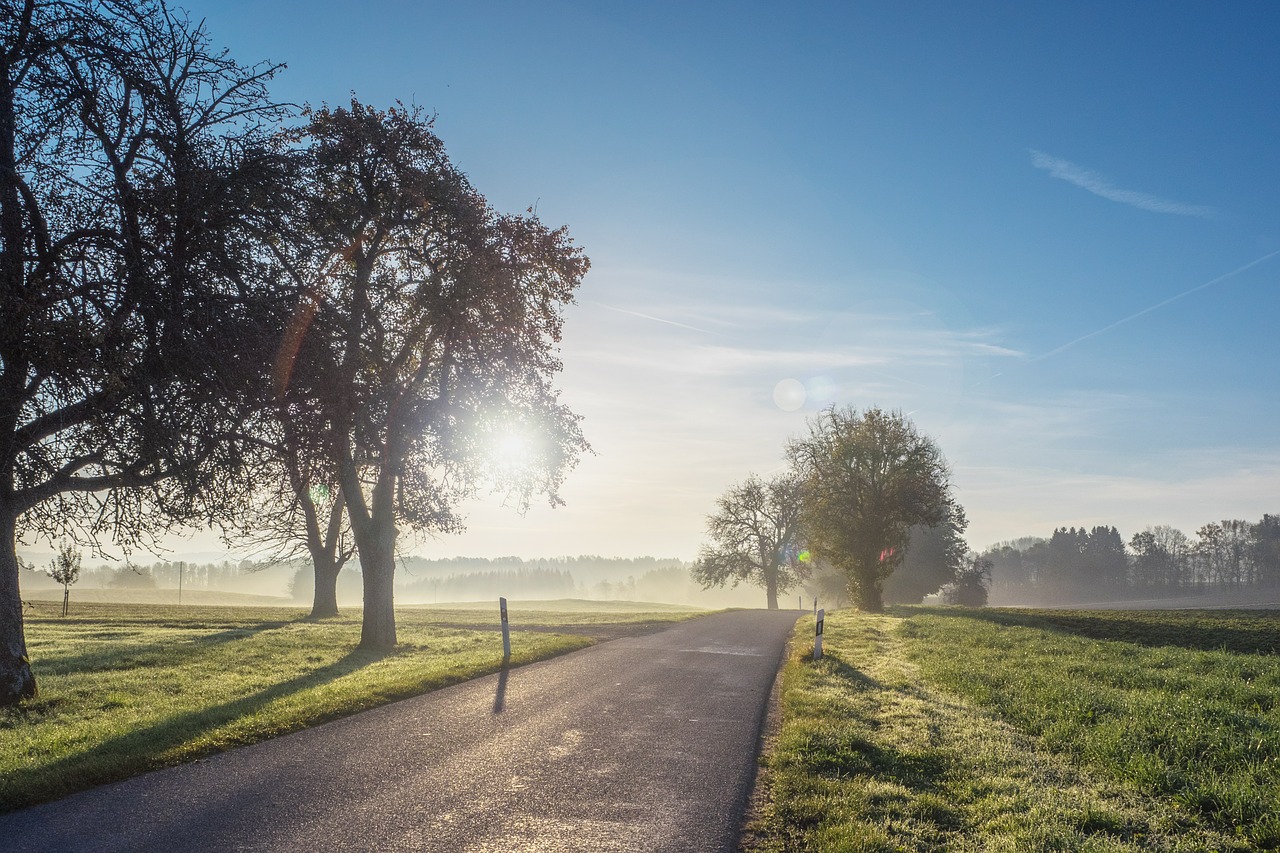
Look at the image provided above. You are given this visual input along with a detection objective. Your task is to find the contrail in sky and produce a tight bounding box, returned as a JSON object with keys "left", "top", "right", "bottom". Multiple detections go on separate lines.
{"left": 1030, "top": 150, "right": 1217, "bottom": 218}
{"left": 593, "top": 302, "right": 714, "bottom": 334}
{"left": 1036, "top": 249, "right": 1280, "bottom": 361}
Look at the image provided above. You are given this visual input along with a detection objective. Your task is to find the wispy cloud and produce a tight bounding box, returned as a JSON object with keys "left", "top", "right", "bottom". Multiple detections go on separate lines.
{"left": 1036, "top": 248, "right": 1280, "bottom": 360}
{"left": 1029, "top": 150, "right": 1217, "bottom": 218}
{"left": 590, "top": 301, "right": 716, "bottom": 335}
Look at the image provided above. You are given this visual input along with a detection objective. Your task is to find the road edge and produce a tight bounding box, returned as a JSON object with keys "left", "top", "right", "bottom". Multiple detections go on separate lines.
{"left": 734, "top": 613, "right": 800, "bottom": 851}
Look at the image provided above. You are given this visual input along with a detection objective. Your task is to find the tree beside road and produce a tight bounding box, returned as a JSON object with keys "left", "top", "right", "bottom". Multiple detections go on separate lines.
{"left": 693, "top": 406, "right": 964, "bottom": 613}
{"left": 0, "top": 0, "right": 288, "bottom": 705}
{"left": 692, "top": 472, "right": 807, "bottom": 610}
{"left": 0, "top": 0, "right": 589, "bottom": 703}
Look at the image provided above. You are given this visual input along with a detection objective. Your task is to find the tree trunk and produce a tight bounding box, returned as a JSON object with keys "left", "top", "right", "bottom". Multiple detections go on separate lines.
{"left": 0, "top": 509, "right": 36, "bottom": 706}
{"left": 765, "top": 569, "right": 779, "bottom": 610}
{"left": 356, "top": 521, "right": 396, "bottom": 648}
{"left": 308, "top": 552, "right": 341, "bottom": 620}
{"left": 854, "top": 559, "right": 885, "bottom": 612}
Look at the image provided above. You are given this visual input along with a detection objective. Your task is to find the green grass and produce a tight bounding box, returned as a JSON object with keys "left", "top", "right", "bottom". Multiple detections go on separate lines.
{"left": 1, "top": 601, "right": 700, "bottom": 812}
{"left": 902, "top": 607, "right": 1280, "bottom": 848}
{"left": 746, "top": 608, "right": 1268, "bottom": 852}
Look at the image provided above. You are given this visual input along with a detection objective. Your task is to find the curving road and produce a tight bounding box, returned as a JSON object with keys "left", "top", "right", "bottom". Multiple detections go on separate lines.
{"left": 3, "top": 609, "right": 801, "bottom": 852}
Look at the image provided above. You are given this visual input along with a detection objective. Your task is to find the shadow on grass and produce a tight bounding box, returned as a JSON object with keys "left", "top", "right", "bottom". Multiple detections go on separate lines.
{"left": 816, "top": 652, "right": 884, "bottom": 692}
{"left": 813, "top": 736, "right": 952, "bottom": 795}
{"left": 903, "top": 606, "right": 1280, "bottom": 656}
{"left": 2, "top": 647, "right": 385, "bottom": 813}
{"left": 29, "top": 620, "right": 297, "bottom": 677}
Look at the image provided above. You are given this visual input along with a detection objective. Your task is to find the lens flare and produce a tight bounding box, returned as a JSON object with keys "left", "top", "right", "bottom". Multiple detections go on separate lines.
{"left": 773, "top": 378, "right": 806, "bottom": 412}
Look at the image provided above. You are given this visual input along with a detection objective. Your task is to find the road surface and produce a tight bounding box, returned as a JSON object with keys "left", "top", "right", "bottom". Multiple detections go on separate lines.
{"left": 2, "top": 609, "right": 801, "bottom": 852}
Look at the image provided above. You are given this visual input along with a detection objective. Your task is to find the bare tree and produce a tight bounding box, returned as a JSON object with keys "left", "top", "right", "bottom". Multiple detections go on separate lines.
{"left": 692, "top": 472, "right": 806, "bottom": 610}
{"left": 0, "top": 0, "right": 286, "bottom": 704}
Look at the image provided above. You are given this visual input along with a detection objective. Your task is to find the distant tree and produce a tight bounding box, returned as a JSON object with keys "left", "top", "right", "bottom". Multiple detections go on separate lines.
{"left": 944, "top": 555, "right": 991, "bottom": 607}
{"left": 1149, "top": 525, "right": 1193, "bottom": 590}
{"left": 1041, "top": 526, "right": 1129, "bottom": 600}
{"left": 0, "top": 0, "right": 287, "bottom": 705}
{"left": 1044, "top": 527, "right": 1086, "bottom": 595}
{"left": 230, "top": 218, "right": 357, "bottom": 619}
{"left": 692, "top": 472, "right": 807, "bottom": 610}
{"left": 1252, "top": 515, "right": 1280, "bottom": 589}
{"left": 981, "top": 537, "right": 1045, "bottom": 602}
{"left": 1129, "top": 529, "right": 1167, "bottom": 591}
{"left": 1220, "top": 519, "right": 1252, "bottom": 588}
{"left": 46, "top": 543, "right": 81, "bottom": 616}
{"left": 787, "top": 406, "right": 954, "bottom": 612}
{"left": 107, "top": 565, "right": 156, "bottom": 589}
{"left": 229, "top": 467, "right": 356, "bottom": 620}
{"left": 1193, "top": 523, "right": 1226, "bottom": 588}
{"left": 883, "top": 503, "right": 969, "bottom": 605}
{"left": 278, "top": 101, "right": 590, "bottom": 649}
{"left": 1082, "top": 526, "right": 1128, "bottom": 593}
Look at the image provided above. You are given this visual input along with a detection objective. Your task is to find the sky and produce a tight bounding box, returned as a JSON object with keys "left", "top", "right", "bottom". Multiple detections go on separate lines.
{"left": 156, "top": 0, "right": 1280, "bottom": 560}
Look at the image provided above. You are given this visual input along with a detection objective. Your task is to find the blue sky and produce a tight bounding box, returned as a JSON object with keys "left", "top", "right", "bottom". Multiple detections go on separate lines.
{"left": 182, "top": 1, "right": 1280, "bottom": 558}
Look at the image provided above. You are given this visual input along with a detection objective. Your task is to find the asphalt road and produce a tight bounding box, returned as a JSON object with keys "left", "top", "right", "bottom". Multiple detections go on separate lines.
{"left": 3, "top": 609, "right": 801, "bottom": 852}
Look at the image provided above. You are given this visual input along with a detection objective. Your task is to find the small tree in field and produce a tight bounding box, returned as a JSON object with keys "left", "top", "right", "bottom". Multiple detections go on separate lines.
{"left": 46, "top": 543, "right": 81, "bottom": 617}
{"left": 692, "top": 472, "right": 807, "bottom": 609}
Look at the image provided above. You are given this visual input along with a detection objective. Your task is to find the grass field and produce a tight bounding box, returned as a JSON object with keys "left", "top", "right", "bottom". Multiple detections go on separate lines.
{"left": 1, "top": 600, "right": 701, "bottom": 813}
{"left": 747, "top": 607, "right": 1280, "bottom": 852}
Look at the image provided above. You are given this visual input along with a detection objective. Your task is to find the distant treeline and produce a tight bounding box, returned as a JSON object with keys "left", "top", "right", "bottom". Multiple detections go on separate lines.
{"left": 280, "top": 556, "right": 699, "bottom": 605}
{"left": 397, "top": 555, "right": 688, "bottom": 582}
{"left": 983, "top": 513, "right": 1280, "bottom": 605}
{"left": 17, "top": 552, "right": 743, "bottom": 607}
{"left": 400, "top": 568, "right": 574, "bottom": 602}
{"left": 20, "top": 559, "right": 293, "bottom": 595}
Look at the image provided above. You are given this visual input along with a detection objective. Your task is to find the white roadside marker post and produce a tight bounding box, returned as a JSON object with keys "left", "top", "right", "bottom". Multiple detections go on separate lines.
{"left": 814, "top": 608, "right": 825, "bottom": 660}
{"left": 500, "top": 597, "right": 511, "bottom": 661}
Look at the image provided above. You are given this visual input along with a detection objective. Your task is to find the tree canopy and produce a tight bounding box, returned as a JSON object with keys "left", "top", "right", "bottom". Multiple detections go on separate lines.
{"left": 787, "top": 406, "right": 955, "bottom": 612}
{"left": 275, "top": 101, "right": 589, "bottom": 649}
{"left": 882, "top": 502, "right": 969, "bottom": 605}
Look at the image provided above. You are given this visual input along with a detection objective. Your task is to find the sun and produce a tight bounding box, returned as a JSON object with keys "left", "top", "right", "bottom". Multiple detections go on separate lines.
{"left": 496, "top": 431, "right": 530, "bottom": 464}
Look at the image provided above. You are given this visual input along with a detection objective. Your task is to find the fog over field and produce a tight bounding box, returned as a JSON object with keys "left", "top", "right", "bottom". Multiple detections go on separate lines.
{"left": 17, "top": 553, "right": 767, "bottom": 610}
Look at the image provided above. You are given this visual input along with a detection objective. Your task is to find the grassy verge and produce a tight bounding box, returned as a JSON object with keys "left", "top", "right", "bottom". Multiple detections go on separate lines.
{"left": 1, "top": 601, "right": 697, "bottom": 812}
{"left": 746, "top": 609, "right": 1259, "bottom": 852}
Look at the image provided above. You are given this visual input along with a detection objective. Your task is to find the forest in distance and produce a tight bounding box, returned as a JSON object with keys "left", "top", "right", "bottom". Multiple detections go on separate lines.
{"left": 17, "top": 554, "right": 761, "bottom": 609}
{"left": 20, "top": 507, "right": 1280, "bottom": 611}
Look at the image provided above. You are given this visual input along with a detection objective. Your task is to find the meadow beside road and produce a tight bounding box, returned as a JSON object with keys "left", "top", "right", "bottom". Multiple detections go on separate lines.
{"left": 746, "top": 607, "right": 1280, "bottom": 852}
{"left": 1, "top": 599, "right": 701, "bottom": 813}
